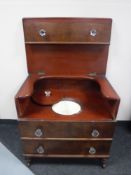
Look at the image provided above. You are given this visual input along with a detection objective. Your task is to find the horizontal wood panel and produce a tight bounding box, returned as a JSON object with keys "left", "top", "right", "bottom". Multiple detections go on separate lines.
{"left": 19, "top": 121, "right": 115, "bottom": 138}
{"left": 22, "top": 140, "right": 111, "bottom": 155}
{"left": 26, "top": 45, "right": 109, "bottom": 75}
{"left": 23, "top": 154, "right": 110, "bottom": 158}
{"left": 23, "top": 18, "right": 112, "bottom": 43}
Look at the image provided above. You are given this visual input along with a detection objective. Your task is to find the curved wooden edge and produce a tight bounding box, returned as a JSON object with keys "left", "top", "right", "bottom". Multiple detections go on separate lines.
{"left": 15, "top": 74, "right": 45, "bottom": 99}
{"left": 15, "top": 74, "right": 120, "bottom": 102}
{"left": 15, "top": 74, "right": 120, "bottom": 119}
{"left": 15, "top": 76, "right": 34, "bottom": 99}
{"left": 94, "top": 77, "right": 120, "bottom": 118}
{"left": 95, "top": 77, "right": 120, "bottom": 101}
{"left": 15, "top": 75, "right": 42, "bottom": 117}
{"left": 15, "top": 74, "right": 92, "bottom": 99}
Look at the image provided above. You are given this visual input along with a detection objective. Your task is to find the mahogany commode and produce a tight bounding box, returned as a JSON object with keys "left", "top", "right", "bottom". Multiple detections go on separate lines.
{"left": 15, "top": 18, "right": 120, "bottom": 168}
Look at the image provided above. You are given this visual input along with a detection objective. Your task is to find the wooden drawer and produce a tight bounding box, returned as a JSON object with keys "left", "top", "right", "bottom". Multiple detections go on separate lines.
{"left": 23, "top": 18, "right": 112, "bottom": 43}
{"left": 19, "top": 121, "right": 115, "bottom": 138}
{"left": 22, "top": 140, "right": 111, "bottom": 156}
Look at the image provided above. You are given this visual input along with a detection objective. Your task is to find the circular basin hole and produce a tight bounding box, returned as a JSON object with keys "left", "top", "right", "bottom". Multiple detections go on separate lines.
{"left": 52, "top": 100, "right": 81, "bottom": 116}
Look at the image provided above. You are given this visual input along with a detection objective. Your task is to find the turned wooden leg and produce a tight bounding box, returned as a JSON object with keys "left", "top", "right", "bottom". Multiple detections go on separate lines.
{"left": 25, "top": 157, "right": 31, "bottom": 167}
{"left": 101, "top": 158, "right": 107, "bottom": 168}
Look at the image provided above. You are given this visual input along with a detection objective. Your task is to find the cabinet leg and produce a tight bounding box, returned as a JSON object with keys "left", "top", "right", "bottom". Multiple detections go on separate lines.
{"left": 25, "top": 157, "right": 31, "bottom": 167}
{"left": 101, "top": 158, "right": 107, "bottom": 168}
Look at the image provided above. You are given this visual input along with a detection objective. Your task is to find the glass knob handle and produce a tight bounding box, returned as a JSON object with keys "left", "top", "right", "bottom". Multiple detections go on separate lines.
{"left": 36, "top": 146, "right": 45, "bottom": 154}
{"left": 89, "top": 147, "right": 96, "bottom": 155}
{"left": 34, "top": 128, "right": 43, "bottom": 137}
{"left": 91, "top": 129, "right": 99, "bottom": 137}
{"left": 90, "top": 29, "right": 97, "bottom": 37}
{"left": 44, "top": 90, "right": 51, "bottom": 97}
{"left": 39, "top": 29, "right": 46, "bottom": 37}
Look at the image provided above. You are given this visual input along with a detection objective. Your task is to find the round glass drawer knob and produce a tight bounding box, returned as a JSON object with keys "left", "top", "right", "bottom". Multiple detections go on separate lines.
{"left": 90, "top": 29, "right": 97, "bottom": 37}
{"left": 89, "top": 147, "right": 96, "bottom": 155}
{"left": 36, "top": 146, "right": 45, "bottom": 154}
{"left": 34, "top": 128, "right": 43, "bottom": 137}
{"left": 91, "top": 129, "right": 99, "bottom": 137}
{"left": 39, "top": 29, "right": 46, "bottom": 37}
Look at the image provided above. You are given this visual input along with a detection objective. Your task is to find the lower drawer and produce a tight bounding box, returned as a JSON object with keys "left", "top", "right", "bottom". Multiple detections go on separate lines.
{"left": 22, "top": 140, "right": 111, "bottom": 156}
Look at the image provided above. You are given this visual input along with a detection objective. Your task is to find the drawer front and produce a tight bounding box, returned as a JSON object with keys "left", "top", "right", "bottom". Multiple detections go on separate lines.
{"left": 19, "top": 121, "right": 115, "bottom": 138}
{"left": 23, "top": 19, "right": 112, "bottom": 43}
{"left": 22, "top": 140, "right": 111, "bottom": 155}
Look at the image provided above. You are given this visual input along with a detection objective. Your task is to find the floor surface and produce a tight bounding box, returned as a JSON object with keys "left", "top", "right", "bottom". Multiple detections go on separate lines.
{"left": 0, "top": 142, "right": 34, "bottom": 175}
{"left": 0, "top": 121, "right": 131, "bottom": 175}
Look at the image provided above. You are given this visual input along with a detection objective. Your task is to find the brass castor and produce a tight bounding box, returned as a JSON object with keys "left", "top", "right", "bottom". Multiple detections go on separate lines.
{"left": 101, "top": 158, "right": 107, "bottom": 168}
{"left": 25, "top": 158, "right": 31, "bottom": 167}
